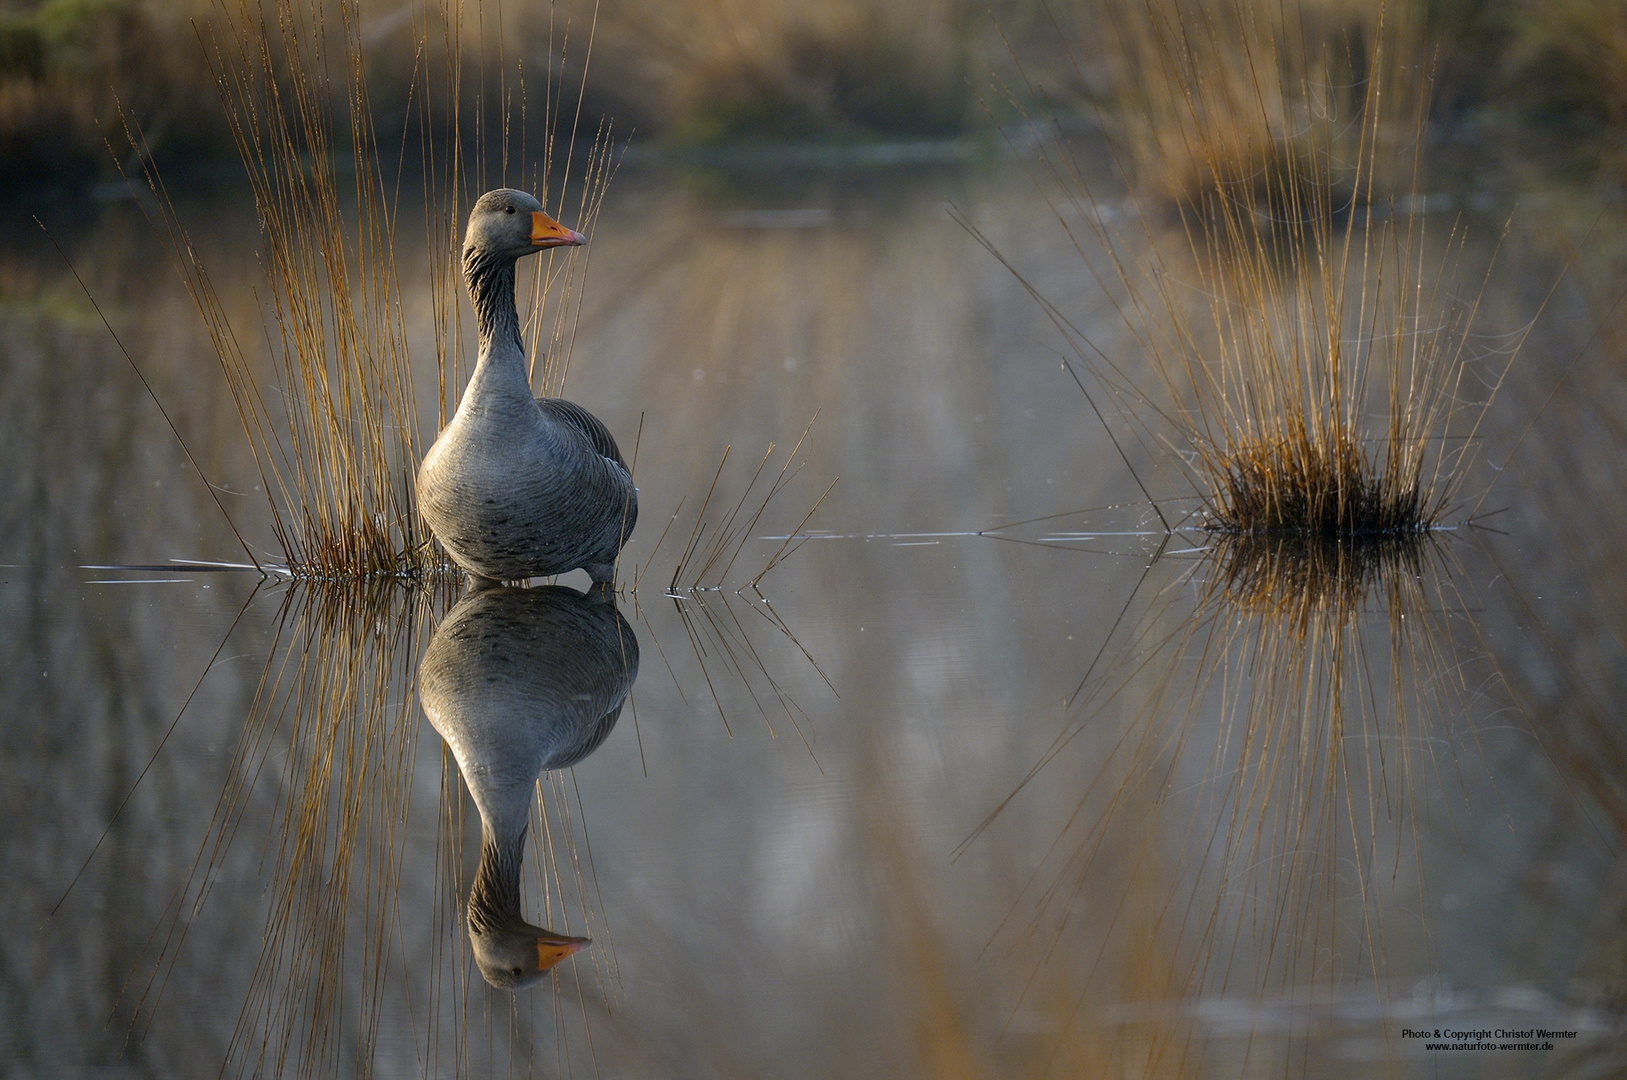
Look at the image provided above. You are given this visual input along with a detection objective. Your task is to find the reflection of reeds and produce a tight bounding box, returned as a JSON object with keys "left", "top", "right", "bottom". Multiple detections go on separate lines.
{"left": 1208, "top": 527, "right": 1440, "bottom": 619}
{"left": 968, "top": 533, "right": 1475, "bottom": 1055}
{"left": 128, "top": 581, "right": 441, "bottom": 1075}
{"left": 656, "top": 588, "right": 829, "bottom": 752}
{"left": 120, "top": 0, "right": 608, "bottom": 579}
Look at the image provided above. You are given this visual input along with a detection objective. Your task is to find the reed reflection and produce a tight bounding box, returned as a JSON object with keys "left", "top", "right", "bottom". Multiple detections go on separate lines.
{"left": 972, "top": 528, "right": 1479, "bottom": 1063}
{"left": 129, "top": 581, "right": 444, "bottom": 1078}
{"left": 420, "top": 581, "right": 639, "bottom": 990}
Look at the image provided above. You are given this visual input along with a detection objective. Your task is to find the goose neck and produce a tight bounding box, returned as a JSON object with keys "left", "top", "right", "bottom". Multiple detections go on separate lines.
{"left": 468, "top": 819, "right": 528, "bottom": 933}
{"left": 464, "top": 246, "right": 523, "bottom": 357}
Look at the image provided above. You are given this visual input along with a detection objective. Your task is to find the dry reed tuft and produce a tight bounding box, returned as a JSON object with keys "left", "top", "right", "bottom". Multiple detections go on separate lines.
{"left": 976, "top": 0, "right": 1502, "bottom": 545}
{"left": 960, "top": 0, "right": 1518, "bottom": 1005}
{"left": 1204, "top": 426, "right": 1434, "bottom": 537}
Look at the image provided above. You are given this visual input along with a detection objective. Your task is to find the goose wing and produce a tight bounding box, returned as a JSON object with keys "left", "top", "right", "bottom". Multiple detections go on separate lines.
{"left": 536, "top": 397, "right": 629, "bottom": 470}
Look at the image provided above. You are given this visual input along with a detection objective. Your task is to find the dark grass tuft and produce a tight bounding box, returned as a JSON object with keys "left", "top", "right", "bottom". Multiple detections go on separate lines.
{"left": 1204, "top": 429, "right": 1434, "bottom": 538}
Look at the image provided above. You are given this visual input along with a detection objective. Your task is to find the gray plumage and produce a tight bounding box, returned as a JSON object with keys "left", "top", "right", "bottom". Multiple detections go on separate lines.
{"left": 419, "top": 582, "right": 639, "bottom": 989}
{"left": 418, "top": 189, "right": 635, "bottom": 584}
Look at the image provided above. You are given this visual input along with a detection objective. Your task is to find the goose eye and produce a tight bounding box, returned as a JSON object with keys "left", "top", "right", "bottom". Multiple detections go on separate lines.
{"left": 504, "top": 205, "right": 516, "bottom": 214}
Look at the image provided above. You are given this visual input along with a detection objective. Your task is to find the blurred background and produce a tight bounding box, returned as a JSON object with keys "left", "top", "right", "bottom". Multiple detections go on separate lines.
{"left": 0, "top": 0, "right": 1623, "bottom": 186}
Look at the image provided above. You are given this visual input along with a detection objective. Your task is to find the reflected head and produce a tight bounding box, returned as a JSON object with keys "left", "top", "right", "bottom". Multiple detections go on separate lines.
{"left": 470, "top": 922, "right": 591, "bottom": 990}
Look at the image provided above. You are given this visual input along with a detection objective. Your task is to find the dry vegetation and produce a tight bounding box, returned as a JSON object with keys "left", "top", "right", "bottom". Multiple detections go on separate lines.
{"left": 948, "top": 1, "right": 1527, "bottom": 1047}
{"left": 975, "top": 0, "right": 1505, "bottom": 544}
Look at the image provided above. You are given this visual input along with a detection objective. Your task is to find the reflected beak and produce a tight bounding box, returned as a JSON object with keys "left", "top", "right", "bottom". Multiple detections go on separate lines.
{"left": 531, "top": 211, "right": 586, "bottom": 248}
{"left": 536, "top": 932, "right": 591, "bottom": 971}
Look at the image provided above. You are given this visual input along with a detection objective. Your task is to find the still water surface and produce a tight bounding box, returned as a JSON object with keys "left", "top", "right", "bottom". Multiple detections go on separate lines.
{"left": 3, "top": 156, "right": 1626, "bottom": 1077}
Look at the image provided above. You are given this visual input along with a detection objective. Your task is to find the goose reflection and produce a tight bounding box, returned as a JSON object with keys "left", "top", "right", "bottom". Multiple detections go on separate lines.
{"left": 420, "top": 581, "right": 638, "bottom": 989}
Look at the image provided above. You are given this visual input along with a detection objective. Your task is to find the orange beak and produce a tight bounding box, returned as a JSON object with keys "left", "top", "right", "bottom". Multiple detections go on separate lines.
{"left": 531, "top": 211, "right": 586, "bottom": 248}
{"left": 536, "top": 933, "right": 591, "bottom": 971}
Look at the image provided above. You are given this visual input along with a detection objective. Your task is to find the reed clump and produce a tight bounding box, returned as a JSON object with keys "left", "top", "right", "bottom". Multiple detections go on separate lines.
{"left": 968, "top": 0, "right": 1505, "bottom": 1010}
{"left": 166, "top": 0, "right": 438, "bottom": 579}
{"left": 983, "top": 0, "right": 1490, "bottom": 546}
{"left": 1204, "top": 426, "right": 1433, "bottom": 537}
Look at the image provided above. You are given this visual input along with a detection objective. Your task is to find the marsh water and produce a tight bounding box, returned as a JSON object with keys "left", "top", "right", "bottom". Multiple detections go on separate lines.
{"left": 5, "top": 152, "right": 1627, "bottom": 1078}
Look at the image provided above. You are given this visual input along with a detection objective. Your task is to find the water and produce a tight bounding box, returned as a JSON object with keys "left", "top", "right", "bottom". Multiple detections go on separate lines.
{"left": 3, "top": 156, "right": 1626, "bottom": 1077}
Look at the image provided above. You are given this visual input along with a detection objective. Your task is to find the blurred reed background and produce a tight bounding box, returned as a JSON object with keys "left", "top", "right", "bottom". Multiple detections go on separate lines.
{"left": 2, "top": 0, "right": 1626, "bottom": 187}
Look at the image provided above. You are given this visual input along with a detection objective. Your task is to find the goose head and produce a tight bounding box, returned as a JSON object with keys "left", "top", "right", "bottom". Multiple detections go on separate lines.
{"left": 463, "top": 188, "right": 586, "bottom": 263}
{"left": 470, "top": 919, "right": 591, "bottom": 990}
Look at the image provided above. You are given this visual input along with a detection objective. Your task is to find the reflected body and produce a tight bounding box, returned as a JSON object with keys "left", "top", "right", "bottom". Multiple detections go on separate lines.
{"left": 418, "top": 188, "right": 636, "bottom": 584}
{"left": 420, "top": 582, "right": 639, "bottom": 988}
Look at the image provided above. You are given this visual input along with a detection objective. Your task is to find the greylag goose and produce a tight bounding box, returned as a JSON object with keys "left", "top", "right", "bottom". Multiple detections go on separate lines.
{"left": 418, "top": 189, "right": 636, "bottom": 585}
{"left": 419, "top": 581, "right": 639, "bottom": 989}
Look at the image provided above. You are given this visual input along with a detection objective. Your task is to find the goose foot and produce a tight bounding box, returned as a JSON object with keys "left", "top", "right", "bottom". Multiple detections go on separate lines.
{"left": 466, "top": 571, "right": 503, "bottom": 594}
